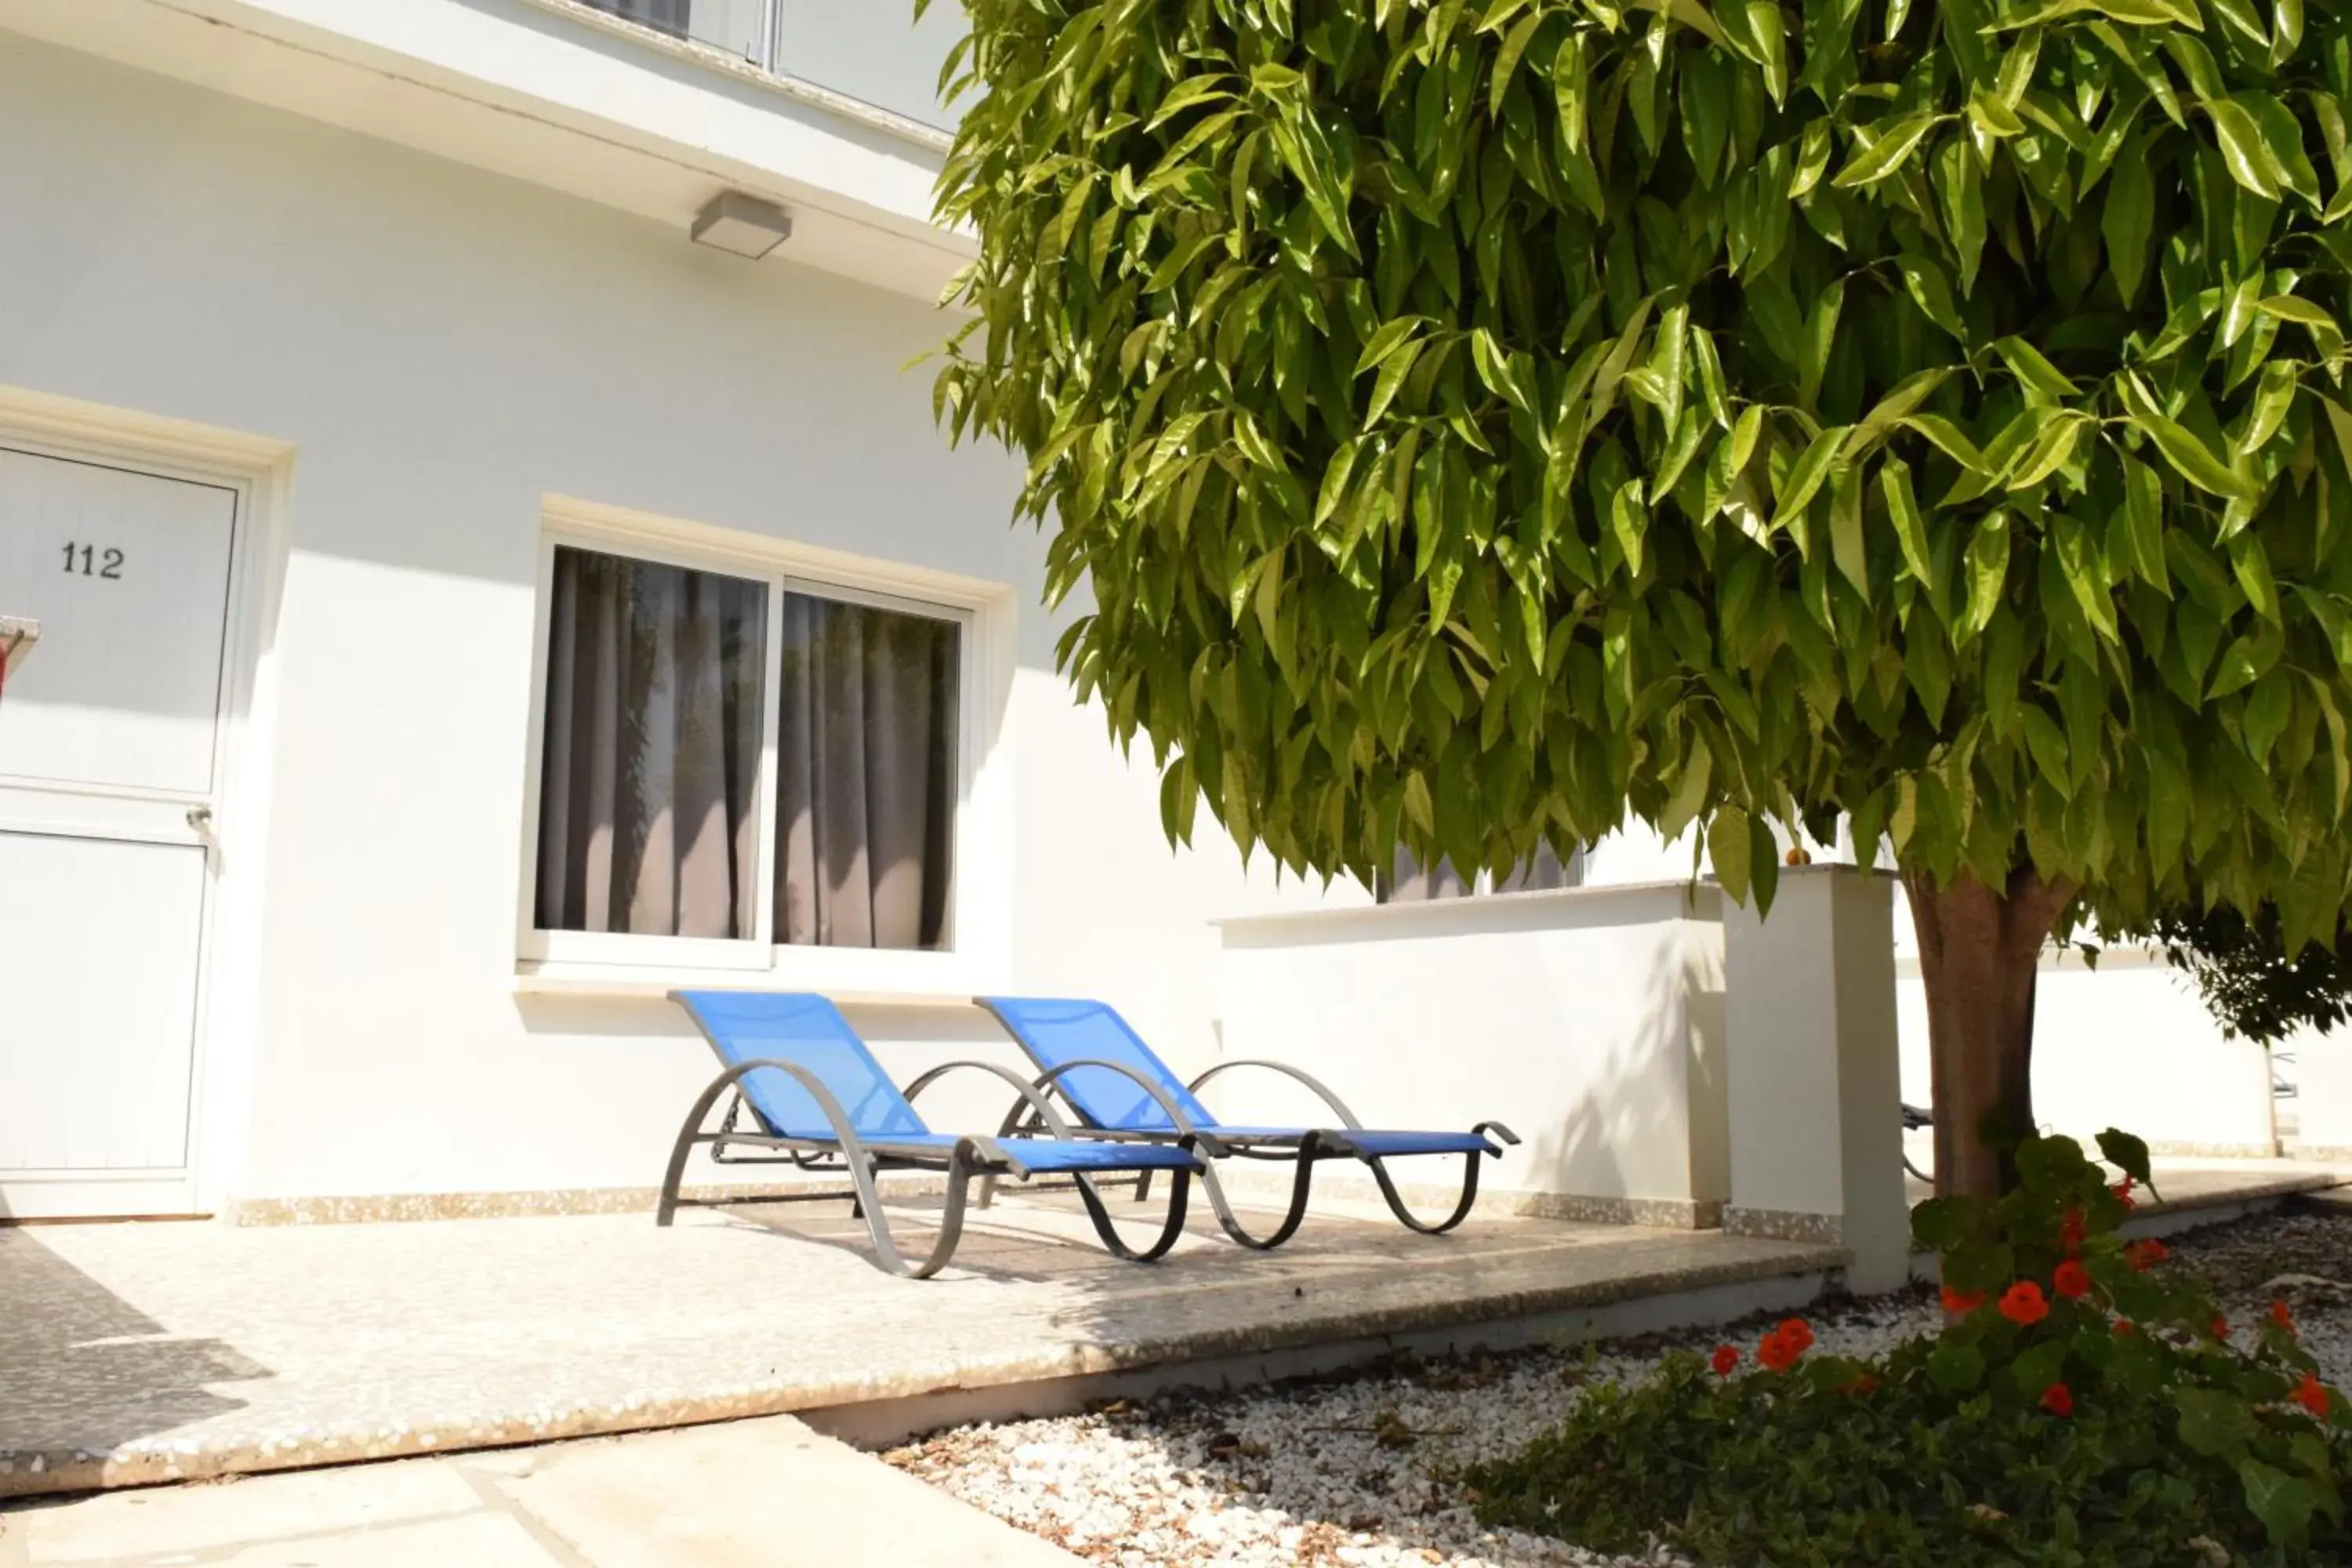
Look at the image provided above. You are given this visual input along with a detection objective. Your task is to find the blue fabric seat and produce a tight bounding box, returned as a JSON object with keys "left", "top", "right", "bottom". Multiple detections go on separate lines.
{"left": 657, "top": 991, "right": 1201, "bottom": 1277}
{"left": 977, "top": 996, "right": 1518, "bottom": 1250}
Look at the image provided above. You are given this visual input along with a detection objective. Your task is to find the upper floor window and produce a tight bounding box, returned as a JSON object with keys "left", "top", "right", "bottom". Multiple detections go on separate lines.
{"left": 573, "top": 0, "right": 969, "bottom": 132}
{"left": 579, "top": 0, "right": 767, "bottom": 62}
{"left": 1376, "top": 844, "right": 1584, "bottom": 904}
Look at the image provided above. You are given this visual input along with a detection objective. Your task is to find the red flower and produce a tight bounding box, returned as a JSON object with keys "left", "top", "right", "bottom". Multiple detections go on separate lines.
{"left": 2125, "top": 1239, "right": 2169, "bottom": 1272}
{"left": 2212, "top": 1315, "right": 2230, "bottom": 1340}
{"left": 2053, "top": 1261, "right": 2092, "bottom": 1301}
{"left": 2271, "top": 1300, "right": 2296, "bottom": 1334}
{"left": 2114, "top": 1319, "right": 2139, "bottom": 1338}
{"left": 1838, "top": 1373, "right": 1881, "bottom": 1396}
{"left": 2295, "top": 1373, "right": 2332, "bottom": 1418}
{"left": 2059, "top": 1209, "right": 2085, "bottom": 1254}
{"left": 1941, "top": 1285, "right": 1987, "bottom": 1315}
{"left": 1757, "top": 1320, "right": 1811, "bottom": 1372}
{"left": 2111, "top": 1178, "right": 2137, "bottom": 1212}
{"left": 1998, "top": 1281, "right": 2050, "bottom": 1327}
{"left": 1711, "top": 1345, "right": 1739, "bottom": 1377}
{"left": 2041, "top": 1382, "right": 2075, "bottom": 1417}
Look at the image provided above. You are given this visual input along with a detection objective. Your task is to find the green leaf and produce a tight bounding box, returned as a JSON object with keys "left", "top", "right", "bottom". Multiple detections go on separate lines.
{"left": 1612, "top": 479, "right": 1649, "bottom": 578}
{"left": 1994, "top": 336, "right": 2079, "bottom": 401}
{"left": 1365, "top": 336, "right": 1427, "bottom": 424}
{"left": 1730, "top": 402, "right": 1768, "bottom": 477}
{"left": 2242, "top": 1459, "right": 2320, "bottom": 1546}
{"left": 1800, "top": 280, "right": 1845, "bottom": 408}
{"left": 1708, "top": 808, "right": 1752, "bottom": 903}
{"left": 2119, "top": 456, "right": 2170, "bottom": 592}
{"left": 1900, "top": 414, "right": 1989, "bottom": 471}
{"left": 2207, "top": 98, "right": 2285, "bottom": 201}
{"left": 2259, "top": 295, "right": 2347, "bottom": 362}
{"left": 1773, "top": 427, "right": 1848, "bottom": 535}
{"left": 1830, "top": 463, "right": 1868, "bottom": 596}
{"left": 1933, "top": 137, "right": 1986, "bottom": 294}
{"left": 2241, "top": 359, "right": 2299, "bottom": 454}
{"left": 2096, "top": 1127, "right": 2154, "bottom": 1188}
{"left": 1963, "top": 511, "right": 2012, "bottom": 641}
{"left": 2023, "top": 705, "right": 2073, "bottom": 792}
{"left": 2009, "top": 413, "right": 2087, "bottom": 490}
{"left": 1356, "top": 316, "right": 1428, "bottom": 377}
{"left": 1489, "top": 9, "right": 1544, "bottom": 117}
{"left": 1658, "top": 733, "right": 1713, "bottom": 843}
{"left": 2232, "top": 533, "right": 2282, "bottom": 623}
{"left": 1910, "top": 1195, "right": 1975, "bottom": 1251}
{"left": 2237, "top": 91, "right": 2324, "bottom": 207}
{"left": 1927, "top": 1338, "right": 1987, "bottom": 1393}
{"left": 2180, "top": 1388, "right": 2260, "bottom": 1457}
{"left": 1896, "top": 253, "right": 1969, "bottom": 342}
{"left": 2125, "top": 393, "right": 2259, "bottom": 499}
{"left": 1835, "top": 112, "right": 1942, "bottom": 188}
{"left": 1883, "top": 459, "right": 1936, "bottom": 590}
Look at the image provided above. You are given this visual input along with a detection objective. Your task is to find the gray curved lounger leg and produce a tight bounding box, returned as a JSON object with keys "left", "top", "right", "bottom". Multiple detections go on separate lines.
{"left": 656, "top": 1056, "right": 978, "bottom": 1279}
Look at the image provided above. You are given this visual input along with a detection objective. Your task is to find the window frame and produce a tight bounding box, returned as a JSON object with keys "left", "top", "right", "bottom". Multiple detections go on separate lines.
{"left": 516, "top": 498, "right": 1007, "bottom": 996}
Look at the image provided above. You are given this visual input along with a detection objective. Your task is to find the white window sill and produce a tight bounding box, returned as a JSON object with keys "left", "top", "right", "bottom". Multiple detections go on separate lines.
{"left": 513, "top": 956, "right": 987, "bottom": 1005}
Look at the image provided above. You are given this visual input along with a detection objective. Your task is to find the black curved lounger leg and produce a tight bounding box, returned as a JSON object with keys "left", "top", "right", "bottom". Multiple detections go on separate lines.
{"left": 1193, "top": 1133, "right": 1323, "bottom": 1250}
{"left": 1365, "top": 1152, "right": 1483, "bottom": 1236}
{"left": 1068, "top": 1164, "right": 1195, "bottom": 1261}
{"left": 1361, "top": 1119, "right": 1519, "bottom": 1235}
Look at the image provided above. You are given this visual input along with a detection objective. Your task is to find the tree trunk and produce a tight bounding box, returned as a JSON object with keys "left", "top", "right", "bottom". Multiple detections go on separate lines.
{"left": 1904, "top": 865, "right": 2078, "bottom": 1200}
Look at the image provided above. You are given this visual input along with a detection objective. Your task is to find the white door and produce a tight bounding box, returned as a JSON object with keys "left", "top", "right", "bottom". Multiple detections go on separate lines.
{"left": 0, "top": 447, "right": 239, "bottom": 1218}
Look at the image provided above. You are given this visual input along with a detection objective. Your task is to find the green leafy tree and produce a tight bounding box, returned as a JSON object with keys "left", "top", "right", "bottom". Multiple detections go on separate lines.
{"left": 930, "top": 0, "right": 2352, "bottom": 1196}
{"left": 2148, "top": 897, "right": 2352, "bottom": 1040}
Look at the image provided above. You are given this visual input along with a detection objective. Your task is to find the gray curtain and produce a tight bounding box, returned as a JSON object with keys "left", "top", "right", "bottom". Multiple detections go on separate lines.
{"left": 775, "top": 594, "right": 958, "bottom": 950}
{"left": 535, "top": 548, "right": 766, "bottom": 938}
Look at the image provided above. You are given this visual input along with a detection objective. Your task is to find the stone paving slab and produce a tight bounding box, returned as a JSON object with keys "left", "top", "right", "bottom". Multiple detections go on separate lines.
{"left": 1902, "top": 1156, "right": 2350, "bottom": 1214}
{"left": 0, "top": 1415, "right": 1085, "bottom": 1566}
{"left": 0, "top": 1192, "right": 1842, "bottom": 1497}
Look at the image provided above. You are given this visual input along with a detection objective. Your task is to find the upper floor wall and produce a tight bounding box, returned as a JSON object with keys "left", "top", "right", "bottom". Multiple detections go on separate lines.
{"left": 0, "top": 0, "right": 971, "bottom": 301}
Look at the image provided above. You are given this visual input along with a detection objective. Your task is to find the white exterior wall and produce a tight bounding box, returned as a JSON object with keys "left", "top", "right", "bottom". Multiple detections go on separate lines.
{"left": 1218, "top": 883, "right": 1730, "bottom": 1223}
{"left": 0, "top": 34, "right": 1334, "bottom": 1208}
{"left": 1585, "top": 821, "right": 2282, "bottom": 1156}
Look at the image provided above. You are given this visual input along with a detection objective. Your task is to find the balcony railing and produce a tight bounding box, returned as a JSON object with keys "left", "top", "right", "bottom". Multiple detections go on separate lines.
{"left": 575, "top": 0, "right": 964, "bottom": 132}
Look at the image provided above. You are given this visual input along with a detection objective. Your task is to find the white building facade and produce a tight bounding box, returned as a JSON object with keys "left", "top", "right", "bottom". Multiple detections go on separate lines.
{"left": 0, "top": 0, "right": 1348, "bottom": 1222}
{"left": 0, "top": 0, "right": 2304, "bottom": 1233}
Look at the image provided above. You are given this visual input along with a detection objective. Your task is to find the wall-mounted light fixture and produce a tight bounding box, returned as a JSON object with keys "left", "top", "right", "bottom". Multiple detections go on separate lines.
{"left": 690, "top": 191, "right": 795, "bottom": 260}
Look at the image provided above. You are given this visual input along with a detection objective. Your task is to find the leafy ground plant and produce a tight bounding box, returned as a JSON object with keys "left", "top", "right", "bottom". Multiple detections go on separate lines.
{"left": 1465, "top": 1131, "right": 2352, "bottom": 1566}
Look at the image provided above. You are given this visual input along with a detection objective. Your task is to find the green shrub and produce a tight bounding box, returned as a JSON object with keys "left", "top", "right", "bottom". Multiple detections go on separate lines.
{"left": 1465, "top": 1131, "right": 2352, "bottom": 1566}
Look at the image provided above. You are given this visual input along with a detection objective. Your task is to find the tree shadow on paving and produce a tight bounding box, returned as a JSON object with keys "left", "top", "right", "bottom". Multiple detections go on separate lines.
{"left": 0, "top": 1227, "right": 269, "bottom": 1472}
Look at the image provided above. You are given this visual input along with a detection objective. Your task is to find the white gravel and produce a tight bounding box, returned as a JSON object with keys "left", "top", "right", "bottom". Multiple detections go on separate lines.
{"left": 893, "top": 1207, "right": 2352, "bottom": 1567}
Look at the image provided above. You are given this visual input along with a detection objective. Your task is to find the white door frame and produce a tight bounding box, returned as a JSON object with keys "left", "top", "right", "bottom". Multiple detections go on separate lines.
{"left": 0, "top": 384, "right": 292, "bottom": 1218}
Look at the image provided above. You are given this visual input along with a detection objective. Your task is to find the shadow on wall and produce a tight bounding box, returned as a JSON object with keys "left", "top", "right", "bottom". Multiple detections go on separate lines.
{"left": 0, "top": 1226, "right": 269, "bottom": 1467}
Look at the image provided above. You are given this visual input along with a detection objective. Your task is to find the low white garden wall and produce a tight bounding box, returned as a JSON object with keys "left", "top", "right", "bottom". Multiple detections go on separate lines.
{"left": 1214, "top": 881, "right": 1730, "bottom": 1227}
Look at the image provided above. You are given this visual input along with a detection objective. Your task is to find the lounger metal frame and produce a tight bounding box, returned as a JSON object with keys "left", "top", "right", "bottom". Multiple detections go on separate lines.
{"left": 656, "top": 1048, "right": 1214, "bottom": 1279}
{"left": 975, "top": 1003, "right": 1519, "bottom": 1251}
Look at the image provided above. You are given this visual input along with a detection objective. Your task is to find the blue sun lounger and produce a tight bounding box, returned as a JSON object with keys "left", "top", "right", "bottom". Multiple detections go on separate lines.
{"left": 659, "top": 991, "right": 1214, "bottom": 1278}
{"left": 977, "top": 996, "right": 1519, "bottom": 1250}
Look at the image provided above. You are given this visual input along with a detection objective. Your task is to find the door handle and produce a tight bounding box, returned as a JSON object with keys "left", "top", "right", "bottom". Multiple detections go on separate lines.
{"left": 187, "top": 804, "right": 216, "bottom": 844}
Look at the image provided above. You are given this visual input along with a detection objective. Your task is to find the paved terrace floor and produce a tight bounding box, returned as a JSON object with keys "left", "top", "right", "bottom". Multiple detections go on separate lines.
{"left": 5, "top": 1160, "right": 2336, "bottom": 1502}
{"left": 0, "top": 1189, "right": 1842, "bottom": 1500}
